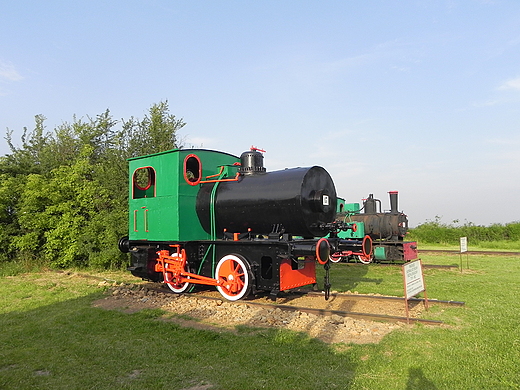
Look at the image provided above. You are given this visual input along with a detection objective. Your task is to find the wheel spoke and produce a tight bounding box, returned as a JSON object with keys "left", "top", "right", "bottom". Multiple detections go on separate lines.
{"left": 164, "top": 260, "right": 191, "bottom": 293}
{"left": 215, "top": 254, "right": 251, "bottom": 301}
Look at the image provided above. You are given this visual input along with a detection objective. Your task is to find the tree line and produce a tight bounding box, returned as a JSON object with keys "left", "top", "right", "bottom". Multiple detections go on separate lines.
{"left": 0, "top": 101, "right": 184, "bottom": 269}
{"left": 408, "top": 217, "right": 520, "bottom": 247}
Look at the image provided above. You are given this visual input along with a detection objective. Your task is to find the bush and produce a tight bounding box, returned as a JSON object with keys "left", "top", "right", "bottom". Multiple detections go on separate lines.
{"left": 0, "top": 101, "right": 184, "bottom": 270}
{"left": 408, "top": 217, "right": 520, "bottom": 247}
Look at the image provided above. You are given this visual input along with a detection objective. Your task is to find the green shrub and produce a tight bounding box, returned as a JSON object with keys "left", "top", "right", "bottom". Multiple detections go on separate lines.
{"left": 0, "top": 101, "right": 183, "bottom": 270}
{"left": 408, "top": 217, "right": 520, "bottom": 247}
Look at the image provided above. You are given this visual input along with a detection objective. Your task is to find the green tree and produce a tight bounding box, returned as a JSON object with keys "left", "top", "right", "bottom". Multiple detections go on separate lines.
{"left": 1, "top": 100, "right": 184, "bottom": 269}
{"left": 0, "top": 174, "right": 21, "bottom": 262}
{"left": 120, "top": 100, "right": 185, "bottom": 158}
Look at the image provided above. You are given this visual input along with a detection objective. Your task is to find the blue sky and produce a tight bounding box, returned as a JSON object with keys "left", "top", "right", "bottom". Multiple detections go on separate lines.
{"left": 1, "top": 0, "right": 520, "bottom": 227}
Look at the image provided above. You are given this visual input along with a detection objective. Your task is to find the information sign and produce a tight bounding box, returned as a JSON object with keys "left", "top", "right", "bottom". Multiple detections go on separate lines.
{"left": 460, "top": 237, "right": 468, "bottom": 253}
{"left": 403, "top": 260, "right": 425, "bottom": 299}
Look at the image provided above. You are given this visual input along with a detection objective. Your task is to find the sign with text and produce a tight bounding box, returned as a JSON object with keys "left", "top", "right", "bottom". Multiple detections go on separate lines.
{"left": 460, "top": 237, "right": 468, "bottom": 253}
{"left": 403, "top": 260, "right": 425, "bottom": 299}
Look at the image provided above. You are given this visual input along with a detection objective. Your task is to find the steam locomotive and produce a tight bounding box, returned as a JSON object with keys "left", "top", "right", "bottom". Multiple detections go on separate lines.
{"left": 118, "top": 147, "right": 372, "bottom": 300}
{"left": 333, "top": 192, "right": 418, "bottom": 263}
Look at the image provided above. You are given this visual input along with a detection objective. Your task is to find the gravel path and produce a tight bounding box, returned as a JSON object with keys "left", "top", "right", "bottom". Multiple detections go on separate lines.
{"left": 93, "top": 283, "right": 423, "bottom": 344}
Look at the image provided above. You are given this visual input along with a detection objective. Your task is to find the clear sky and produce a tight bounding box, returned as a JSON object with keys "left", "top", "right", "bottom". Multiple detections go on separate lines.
{"left": 1, "top": 0, "right": 519, "bottom": 227}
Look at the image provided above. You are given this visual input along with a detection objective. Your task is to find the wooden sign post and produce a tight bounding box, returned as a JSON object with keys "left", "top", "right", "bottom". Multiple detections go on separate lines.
{"left": 402, "top": 259, "right": 429, "bottom": 323}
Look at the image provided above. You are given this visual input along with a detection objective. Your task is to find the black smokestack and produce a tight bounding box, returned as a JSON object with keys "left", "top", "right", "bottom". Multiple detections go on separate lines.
{"left": 388, "top": 191, "right": 398, "bottom": 214}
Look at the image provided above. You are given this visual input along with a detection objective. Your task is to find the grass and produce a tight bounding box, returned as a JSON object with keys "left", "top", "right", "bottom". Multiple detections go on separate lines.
{"left": 319, "top": 253, "right": 520, "bottom": 389}
{"left": 1, "top": 252, "right": 520, "bottom": 389}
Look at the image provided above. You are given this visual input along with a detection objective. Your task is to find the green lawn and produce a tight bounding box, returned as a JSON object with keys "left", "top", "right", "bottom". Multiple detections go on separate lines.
{"left": 1, "top": 253, "right": 519, "bottom": 389}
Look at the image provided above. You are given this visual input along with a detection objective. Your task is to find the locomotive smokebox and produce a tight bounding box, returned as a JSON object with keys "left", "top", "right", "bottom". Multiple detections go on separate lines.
{"left": 196, "top": 161, "right": 337, "bottom": 238}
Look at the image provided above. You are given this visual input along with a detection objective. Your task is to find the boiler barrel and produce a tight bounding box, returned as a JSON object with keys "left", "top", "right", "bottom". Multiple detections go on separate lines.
{"left": 348, "top": 213, "right": 408, "bottom": 240}
{"left": 196, "top": 166, "right": 337, "bottom": 238}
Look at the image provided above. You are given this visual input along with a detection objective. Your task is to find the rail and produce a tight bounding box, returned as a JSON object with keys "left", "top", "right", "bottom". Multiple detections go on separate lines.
{"left": 161, "top": 288, "right": 456, "bottom": 325}
{"left": 420, "top": 249, "right": 520, "bottom": 256}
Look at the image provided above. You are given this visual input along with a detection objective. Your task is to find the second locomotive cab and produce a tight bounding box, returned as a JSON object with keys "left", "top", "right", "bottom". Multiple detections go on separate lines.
{"left": 119, "top": 147, "right": 372, "bottom": 300}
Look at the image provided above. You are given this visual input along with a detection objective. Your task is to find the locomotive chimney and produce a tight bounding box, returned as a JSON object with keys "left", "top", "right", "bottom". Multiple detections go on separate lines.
{"left": 239, "top": 149, "right": 266, "bottom": 175}
{"left": 389, "top": 191, "right": 399, "bottom": 214}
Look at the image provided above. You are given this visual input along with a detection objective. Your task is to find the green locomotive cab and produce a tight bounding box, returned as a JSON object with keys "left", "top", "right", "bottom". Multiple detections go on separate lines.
{"left": 128, "top": 149, "right": 239, "bottom": 242}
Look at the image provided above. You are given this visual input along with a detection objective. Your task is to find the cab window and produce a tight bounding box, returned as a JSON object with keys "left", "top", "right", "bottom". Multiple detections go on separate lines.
{"left": 133, "top": 167, "right": 156, "bottom": 198}
{"left": 184, "top": 154, "right": 201, "bottom": 185}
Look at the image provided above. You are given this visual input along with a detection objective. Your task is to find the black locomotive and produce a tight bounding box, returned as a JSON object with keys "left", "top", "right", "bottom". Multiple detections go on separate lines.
{"left": 119, "top": 147, "right": 372, "bottom": 300}
{"left": 335, "top": 191, "right": 417, "bottom": 263}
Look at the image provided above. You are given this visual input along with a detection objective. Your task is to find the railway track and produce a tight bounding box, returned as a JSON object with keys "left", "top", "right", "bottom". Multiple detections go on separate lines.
{"left": 104, "top": 283, "right": 449, "bottom": 344}
{"left": 420, "top": 249, "right": 520, "bottom": 256}
{"left": 343, "top": 262, "right": 459, "bottom": 269}
{"left": 64, "top": 270, "right": 460, "bottom": 326}
{"left": 150, "top": 286, "right": 456, "bottom": 326}
{"left": 301, "top": 291, "right": 465, "bottom": 306}
{"left": 220, "top": 295, "right": 444, "bottom": 325}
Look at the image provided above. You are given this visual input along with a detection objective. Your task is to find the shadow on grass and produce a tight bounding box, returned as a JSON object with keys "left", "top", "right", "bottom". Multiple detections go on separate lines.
{"left": 406, "top": 367, "right": 438, "bottom": 390}
{"left": 317, "top": 263, "right": 384, "bottom": 293}
{"left": 0, "top": 291, "right": 360, "bottom": 390}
